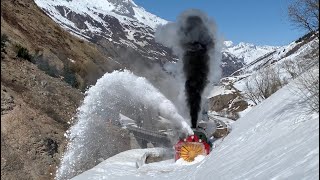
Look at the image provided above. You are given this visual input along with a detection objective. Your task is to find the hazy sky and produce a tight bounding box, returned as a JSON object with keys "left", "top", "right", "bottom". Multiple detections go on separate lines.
{"left": 134, "top": 0, "right": 306, "bottom": 46}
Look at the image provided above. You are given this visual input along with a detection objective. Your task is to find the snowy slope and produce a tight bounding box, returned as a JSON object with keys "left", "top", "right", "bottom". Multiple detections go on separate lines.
{"left": 223, "top": 41, "right": 279, "bottom": 65}
{"left": 34, "top": 0, "right": 167, "bottom": 33}
{"left": 208, "top": 32, "right": 319, "bottom": 123}
{"left": 221, "top": 41, "right": 280, "bottom": 76}
{"left": 34, "top": 0, "right": 175, "bottom": 62}
{"left": 216, "top": 32, "right": 319, "bottom": 102}
{"left": 231, "top": 32, "right": 319, "bottom": 77}
{"left": 71, "top": 78, "right": 319, "bottom": 180}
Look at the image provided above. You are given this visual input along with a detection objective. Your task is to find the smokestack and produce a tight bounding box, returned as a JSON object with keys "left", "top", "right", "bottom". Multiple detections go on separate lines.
{"left": 179, "top": 16, "right": 214, "bottom": 128}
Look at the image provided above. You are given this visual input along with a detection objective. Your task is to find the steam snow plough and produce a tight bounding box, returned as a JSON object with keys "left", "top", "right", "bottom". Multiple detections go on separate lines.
{"left": 174, "top": 128, "right": 212, "bottom": 162}
{"left": 126, "top": 119, "right": 222, "bottom": 163}
{"left": 173, "top": 118, "right": 232, "bottom": 162}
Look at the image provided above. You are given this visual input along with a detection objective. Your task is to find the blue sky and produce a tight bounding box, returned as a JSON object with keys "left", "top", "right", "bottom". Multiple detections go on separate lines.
{"left": 134, "top": 0, "right": 306, "bottom": 46}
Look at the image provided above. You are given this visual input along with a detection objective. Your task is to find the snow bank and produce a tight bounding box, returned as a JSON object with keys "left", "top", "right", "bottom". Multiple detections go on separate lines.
{"left": 195, "top": 81, "right": 319, "bottom": 180}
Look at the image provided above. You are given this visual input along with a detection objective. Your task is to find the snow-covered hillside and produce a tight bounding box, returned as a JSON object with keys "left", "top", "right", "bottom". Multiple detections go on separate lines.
{"left": 231, "top": 32, "right": 319, "bottom": 76}
{"left": 71, "top": 77, "right": 319, "bottom": 180}
{"left": 212, "top": 32, "right": 319, "bottom": 121}
{"left": 34, "top": 0, "right": 175, "bottom": 62}
{"left": 34, "top": 0, "right": 280, "bottom": 77}
{"left": 34, "top": 0, "right": 167, "bottom": 33}
{"left": 223, "top": 41, "right": 279, "bottom": 64}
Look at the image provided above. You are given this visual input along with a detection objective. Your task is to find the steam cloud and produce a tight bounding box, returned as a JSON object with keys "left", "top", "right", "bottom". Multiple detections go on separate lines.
{"left": 156, "top": 9, "right": 221, "bottom": 129}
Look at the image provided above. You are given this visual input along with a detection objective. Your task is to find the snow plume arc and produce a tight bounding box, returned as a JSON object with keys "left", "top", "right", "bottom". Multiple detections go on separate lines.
{"left": 155, "top": 9, "right": 220, "bottom": 129}
{"left": 56, "top": 70, "right": 193, "bottom": 179}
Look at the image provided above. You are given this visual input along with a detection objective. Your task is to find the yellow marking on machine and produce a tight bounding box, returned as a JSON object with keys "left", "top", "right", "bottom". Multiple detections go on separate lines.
{"left": 179, "top": 143, "right": 206, "bottom": 162}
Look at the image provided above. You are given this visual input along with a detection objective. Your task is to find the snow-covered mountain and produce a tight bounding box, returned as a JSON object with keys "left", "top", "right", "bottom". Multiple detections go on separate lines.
{"left": 231, "top": 31, "right": 319, "bottom": 76}
{"left": 34, "top": 0, "right": 278, "bottom": 77}
{"left": 223, "top": 40, "right": 279, "bottom": 65}
{"left": 221, "top": 41, "right": 280, "bottom": 76}
{"left": 34, "top": 0, "right": 175, "bottom": 64}
{"left": 213, "top": 31, "right": 319, "bottom": 122}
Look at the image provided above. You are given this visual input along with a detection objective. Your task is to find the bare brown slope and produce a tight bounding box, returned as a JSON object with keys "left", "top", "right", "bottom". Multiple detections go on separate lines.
{"left": 1, "top": 58, "right": 83, "bottom": 180}
{"left": 1, "top": 0, "right": 121, "bottom": 90}
{"left": 1, "top": 0, "right": 126, "bottom": 179}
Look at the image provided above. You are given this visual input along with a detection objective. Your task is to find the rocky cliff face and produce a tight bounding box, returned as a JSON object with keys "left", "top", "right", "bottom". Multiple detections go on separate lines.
{"left": 1, "top": 56, "right": 82, "bottom": 179}
{"left": 221, "top": 52, "right": 244, "bottom": 77}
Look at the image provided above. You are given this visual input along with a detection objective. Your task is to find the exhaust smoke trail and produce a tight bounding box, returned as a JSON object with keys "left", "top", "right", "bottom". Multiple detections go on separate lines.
{"left": 156, "top": 9, "right": 220, "bottom": 129}
{"left": 180, "top": 15, "right": 214, "bottom": 128}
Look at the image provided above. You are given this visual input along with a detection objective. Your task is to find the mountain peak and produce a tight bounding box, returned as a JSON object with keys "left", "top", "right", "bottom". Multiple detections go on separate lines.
{"left": 223, "top": 41, "right": 279, "bottom": 64}
{"left": 224, "top": 41, "right": 234, "bottom": 48}
{"left": 108, "top": 0, "right": 137, "bottom": 17}
{"left": 36, "top": 0, "right": 167, "bottom": 30}
{"left": 238, "top": 42, "right": 256, "bottom": 48}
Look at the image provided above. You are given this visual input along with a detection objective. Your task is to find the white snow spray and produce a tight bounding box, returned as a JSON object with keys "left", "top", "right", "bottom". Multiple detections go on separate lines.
{"left": 56, "top": 70, "right": 193, "bottom": 180}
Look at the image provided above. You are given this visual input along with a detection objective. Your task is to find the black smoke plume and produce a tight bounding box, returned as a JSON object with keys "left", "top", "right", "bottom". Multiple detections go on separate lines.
{"left": 155, "top": 9, "right": 220, "bottom": 131}
{"left": 179, "top": 16, "right": 214, "bottom": 128}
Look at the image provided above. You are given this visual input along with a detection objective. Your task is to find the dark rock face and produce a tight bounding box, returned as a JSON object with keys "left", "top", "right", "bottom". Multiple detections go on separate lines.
{"left": 221, "top": 52, "right": 244, "bottom": 77}
{"left": 44, "top": 138, "right": 59, "bottom": 157}
{"left": 208, "top": 92, "right": 248, "bottom": 120}
{"left": 209, "top": 93, "right": 238, "bottom": 112}
{"left": 1, "top": 86, "right": 16, "bottom": 115}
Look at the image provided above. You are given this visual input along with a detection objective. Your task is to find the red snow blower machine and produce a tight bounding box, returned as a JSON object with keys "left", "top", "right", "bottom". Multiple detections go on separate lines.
{"left": 174, "top": 128, "right": 212, "bottom": 162}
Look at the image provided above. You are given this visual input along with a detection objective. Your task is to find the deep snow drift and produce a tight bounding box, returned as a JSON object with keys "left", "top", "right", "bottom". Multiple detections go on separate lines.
{"left": 71, "top": 78, "right": 319, "bottom": 180}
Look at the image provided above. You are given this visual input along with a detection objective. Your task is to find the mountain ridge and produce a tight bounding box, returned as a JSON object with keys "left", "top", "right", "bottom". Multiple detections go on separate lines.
{"left": 222, "top": 40, "right": 280, "bottom": 64}
{"left": 34, "top": 0, "right": 279, "bottom": 77}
